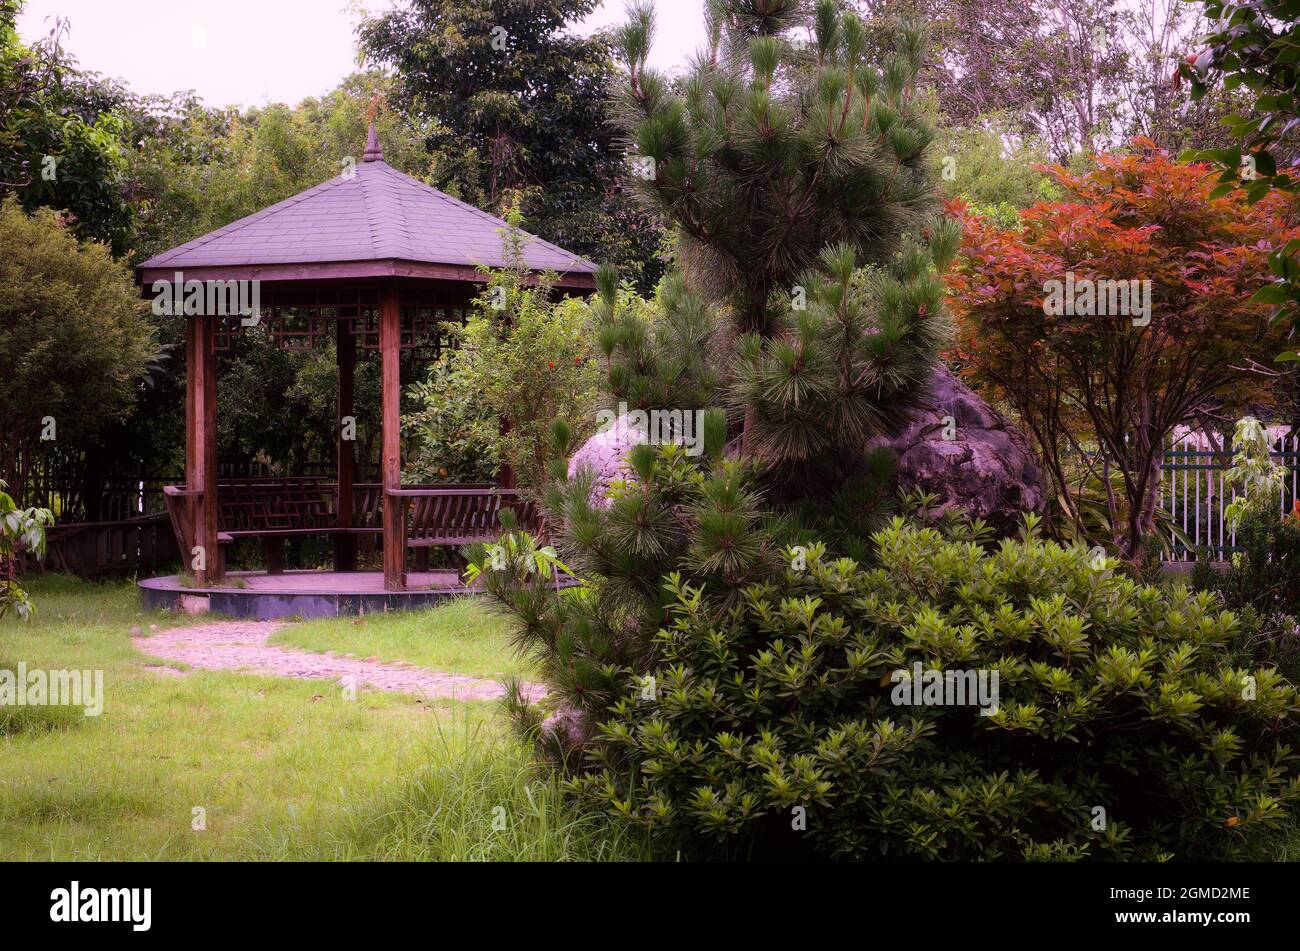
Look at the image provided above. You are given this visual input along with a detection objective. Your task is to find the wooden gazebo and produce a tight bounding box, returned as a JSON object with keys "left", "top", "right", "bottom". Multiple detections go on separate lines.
{"left": 137, "top": 125, "right": 596, "bottom": 594}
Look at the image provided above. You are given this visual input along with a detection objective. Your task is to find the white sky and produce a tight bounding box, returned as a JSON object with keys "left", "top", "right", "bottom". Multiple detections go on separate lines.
{"left": 17, "top": 0, "right": 706, "bottom": 111}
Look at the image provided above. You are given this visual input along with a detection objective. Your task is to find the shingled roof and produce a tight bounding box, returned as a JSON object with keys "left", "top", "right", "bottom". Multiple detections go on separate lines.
{"left": 137, "top": 125, "right": 597, "bottom": 289}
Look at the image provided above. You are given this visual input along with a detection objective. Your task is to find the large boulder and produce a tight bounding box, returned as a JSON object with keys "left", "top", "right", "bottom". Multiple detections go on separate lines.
{"left": 569, "top": 369, "right": 1047, "bottom": 529}
{"left": 867, "top": 365, "right": 1046, "bottom": 532}
{"left": 567, "top": 417, "right": 647, "bottom": 506}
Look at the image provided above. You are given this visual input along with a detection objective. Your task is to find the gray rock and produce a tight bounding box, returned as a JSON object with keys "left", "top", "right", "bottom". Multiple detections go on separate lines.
{"left": 540, "top": 705, "right": 590, "bottom": 748}
{"left": 867, "top": 365, "right": 1047, "bottom": 532}
{"left": 567, "top": 417, "right": 647, "bottom": 507}
{"left": 568, "top": 368, "right": 1047, "bottom": 531}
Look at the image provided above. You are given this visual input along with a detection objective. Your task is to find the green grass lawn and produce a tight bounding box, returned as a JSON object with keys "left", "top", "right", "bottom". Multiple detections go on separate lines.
{"left": 268, "top": 596, "right": 537, "bottom": 681}
{"left": 0, "top": 575, "right": 645, "bottom": 861}
{"left": 19, "top": 575, "right": 1290, "bottom": 862}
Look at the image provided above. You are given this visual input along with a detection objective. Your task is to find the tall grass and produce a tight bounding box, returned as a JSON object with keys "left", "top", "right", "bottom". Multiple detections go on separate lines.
{"left": 1, "top": 575, "right": 646, "bottom": 861}
{"left": 252, "top": 715, "right": 653, "bottom": 861}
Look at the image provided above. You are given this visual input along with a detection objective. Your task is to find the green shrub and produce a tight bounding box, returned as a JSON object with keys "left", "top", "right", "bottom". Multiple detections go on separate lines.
{"left": 405, "top": 218, "right": 602, "bottom": 490}
{"left": 0, "top": 479, "right": 52, "bottom": 620}
{"left": 1196, "top": 505, "right": 1300, "bottom": 682}
{"left": 555, "top": 516, "right": 1300, "bottom": 861}
{"left": 403, "top": 357, "right": 501, "bottom": 484}
{"left": 1193, "top": 417, "right": 1300, "bottom": 679}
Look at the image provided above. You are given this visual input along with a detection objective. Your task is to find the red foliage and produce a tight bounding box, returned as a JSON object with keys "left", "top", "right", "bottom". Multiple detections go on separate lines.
{"left": 947, "top": 139, "right": 1300, "bottom": 559}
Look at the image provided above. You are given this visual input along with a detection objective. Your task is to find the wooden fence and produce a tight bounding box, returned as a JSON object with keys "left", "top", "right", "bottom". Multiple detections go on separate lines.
{"left": 35, "top": 513, "right": 180, "bottom": 577}
{"left": 15, "top": 456, "right": 374, "bottom": 577}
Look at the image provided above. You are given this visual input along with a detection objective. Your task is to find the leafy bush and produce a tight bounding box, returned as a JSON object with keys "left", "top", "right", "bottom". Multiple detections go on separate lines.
{"left": 404, "top": 358, "right": 501, "bottom": 484}
{"left": 564, "top": 511, "right": 1300, "bottom": 861}
{"left": 0, "top": 480, "right": 52, "bottom": 620}
{"left": 406, "top": 211, "right": 602, "bottom": 490}
{"left": 1218, "top": 505, "right": 1300, "bottom": 623}
{"left": 1192, "top": 417, "right": 1300, "bottom": 679}
{"left": 477, "top": 442, "right": 1300, "bottom": 861}
{"left": 0, "top": 197, "right": 153, "bottom": 498}
{"left": 948, "top": 142, "right": 1299, "bottom": 562}
{"left": 934, "top": 117, "right": 1060, "bottom": 228}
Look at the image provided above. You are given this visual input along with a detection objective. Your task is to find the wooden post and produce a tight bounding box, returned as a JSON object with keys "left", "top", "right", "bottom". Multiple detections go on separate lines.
{"left": 380, "top": 283, "right": 406, "bottom": 589}
{"left": 203, "top": 315, "right": 222, "bottom": 584}
{"left": 264, "top": 536, "right": 284, "bottom": 575}
{"left": 185, "top": 315, "right": 222, "bottom": 585}
{"left": 335, "top": 318, "right": 357, "bottom": 571}
{"left": 183, "top": 318, "right": 199, "bottom": 579}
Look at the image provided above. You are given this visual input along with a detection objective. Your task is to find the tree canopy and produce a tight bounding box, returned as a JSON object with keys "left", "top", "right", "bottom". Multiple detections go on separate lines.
{"left": 358, "top": 0, "right": 666, "bottom": 289}
{"left": 949, "top": 141, "right": 1300, "bottom": 558}
{"left": 0, "top": 3, "right": 132, "bottom": 252}
{"left": 0, "top": 196, "right": 153, "bottom": 497}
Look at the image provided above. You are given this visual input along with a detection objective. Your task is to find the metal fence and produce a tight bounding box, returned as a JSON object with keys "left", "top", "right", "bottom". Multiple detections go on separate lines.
{"left": 1162, "top": 430, "right": 1300, "bottom": 561}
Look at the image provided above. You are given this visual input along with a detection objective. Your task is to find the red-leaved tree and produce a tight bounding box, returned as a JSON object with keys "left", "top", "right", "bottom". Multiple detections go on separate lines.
{"left": 948, "top": 139, "right": 1300, "bottom": 561}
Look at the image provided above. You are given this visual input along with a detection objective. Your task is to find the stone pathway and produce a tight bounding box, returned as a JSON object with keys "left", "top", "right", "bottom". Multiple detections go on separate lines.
{"left": 133, "top": 620, "right": 545, "bottom": 703}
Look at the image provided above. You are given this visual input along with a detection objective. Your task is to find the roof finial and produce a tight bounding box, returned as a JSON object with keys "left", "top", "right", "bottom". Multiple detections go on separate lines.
{"left": 363, "top": 121, "right": 383, "bottom": 163}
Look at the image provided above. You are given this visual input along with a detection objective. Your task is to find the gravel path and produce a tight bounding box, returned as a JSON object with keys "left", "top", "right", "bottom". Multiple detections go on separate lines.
{"left": 133, "top": 620, "right": 545, "bottom": 703}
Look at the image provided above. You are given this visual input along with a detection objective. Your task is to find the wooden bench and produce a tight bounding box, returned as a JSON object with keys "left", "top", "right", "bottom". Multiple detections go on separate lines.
{"left": 164, "top": 479, "right": 536, "bottom": 574}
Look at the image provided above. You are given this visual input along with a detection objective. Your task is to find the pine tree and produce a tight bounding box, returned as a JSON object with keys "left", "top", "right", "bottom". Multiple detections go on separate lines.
{"left": 476, "top": 0, "right": 959, "bottom": 759}
{"left": 610, "top": 0, "right": 959, "bottom": 500}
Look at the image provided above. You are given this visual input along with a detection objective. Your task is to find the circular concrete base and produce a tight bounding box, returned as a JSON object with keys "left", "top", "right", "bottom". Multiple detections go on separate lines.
{"left": 138, "top": 569, "right": 473, "bottom": 620}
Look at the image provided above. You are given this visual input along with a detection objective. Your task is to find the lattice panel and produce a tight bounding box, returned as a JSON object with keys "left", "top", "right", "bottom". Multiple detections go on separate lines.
{"left": 209, "top": 287, "right": 466, "bottom": 354}
{"left": 352, "top": 305, "right": 466, "bottom": 354}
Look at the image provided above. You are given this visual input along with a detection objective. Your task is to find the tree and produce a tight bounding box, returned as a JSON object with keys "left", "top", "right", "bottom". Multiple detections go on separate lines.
{"left": 1118, "top": 0, "right": 1254, "bottom": 155}
{"left": 475, "top": 0, "right": 956, "bottom": 760}
{"left": 855, "top": 0, "right": 1130, "bottom": 157}
{"left": 214, "top": 336, "right": 388, "bottom": 477}
{"left": 1180, "top": 0, "right": 1300, "bottom": 362}
{"left": 0, "top": 2, "right": 133, "bottom": 252}
{"left": 611, "top": 0, "right": 957, "bottom": 506}
{"left": 357, "top": 0, "right": 666, "bottom": 290}
{"left": 948, "top": 141, "right": 1300, "bottom": 561}
{"left": 0, "top": 197, "right": 153, "bottom": 501}
{"left": 856, "top": 0, "right": 1247, "bottom": 160}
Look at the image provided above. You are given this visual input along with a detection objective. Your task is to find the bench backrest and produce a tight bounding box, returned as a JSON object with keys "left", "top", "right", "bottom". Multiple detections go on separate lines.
{"left": 407, "top": 489, "right": 537, "bottom": 544}
{"left": 217, "top": 477, "right": 333, "bottom": 531}
{"left": 166, "top": 480, "right": 536, "bottom": 542}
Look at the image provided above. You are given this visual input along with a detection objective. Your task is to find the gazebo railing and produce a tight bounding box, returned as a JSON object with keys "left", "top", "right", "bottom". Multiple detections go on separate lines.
{"left": 162, "top": 478, "right": 537, "bottom": 573}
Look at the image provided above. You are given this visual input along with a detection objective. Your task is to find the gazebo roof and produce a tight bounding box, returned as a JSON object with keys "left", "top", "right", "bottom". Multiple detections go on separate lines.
{"left": 137, "top": 125, "right": 597, "bottom": 289}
